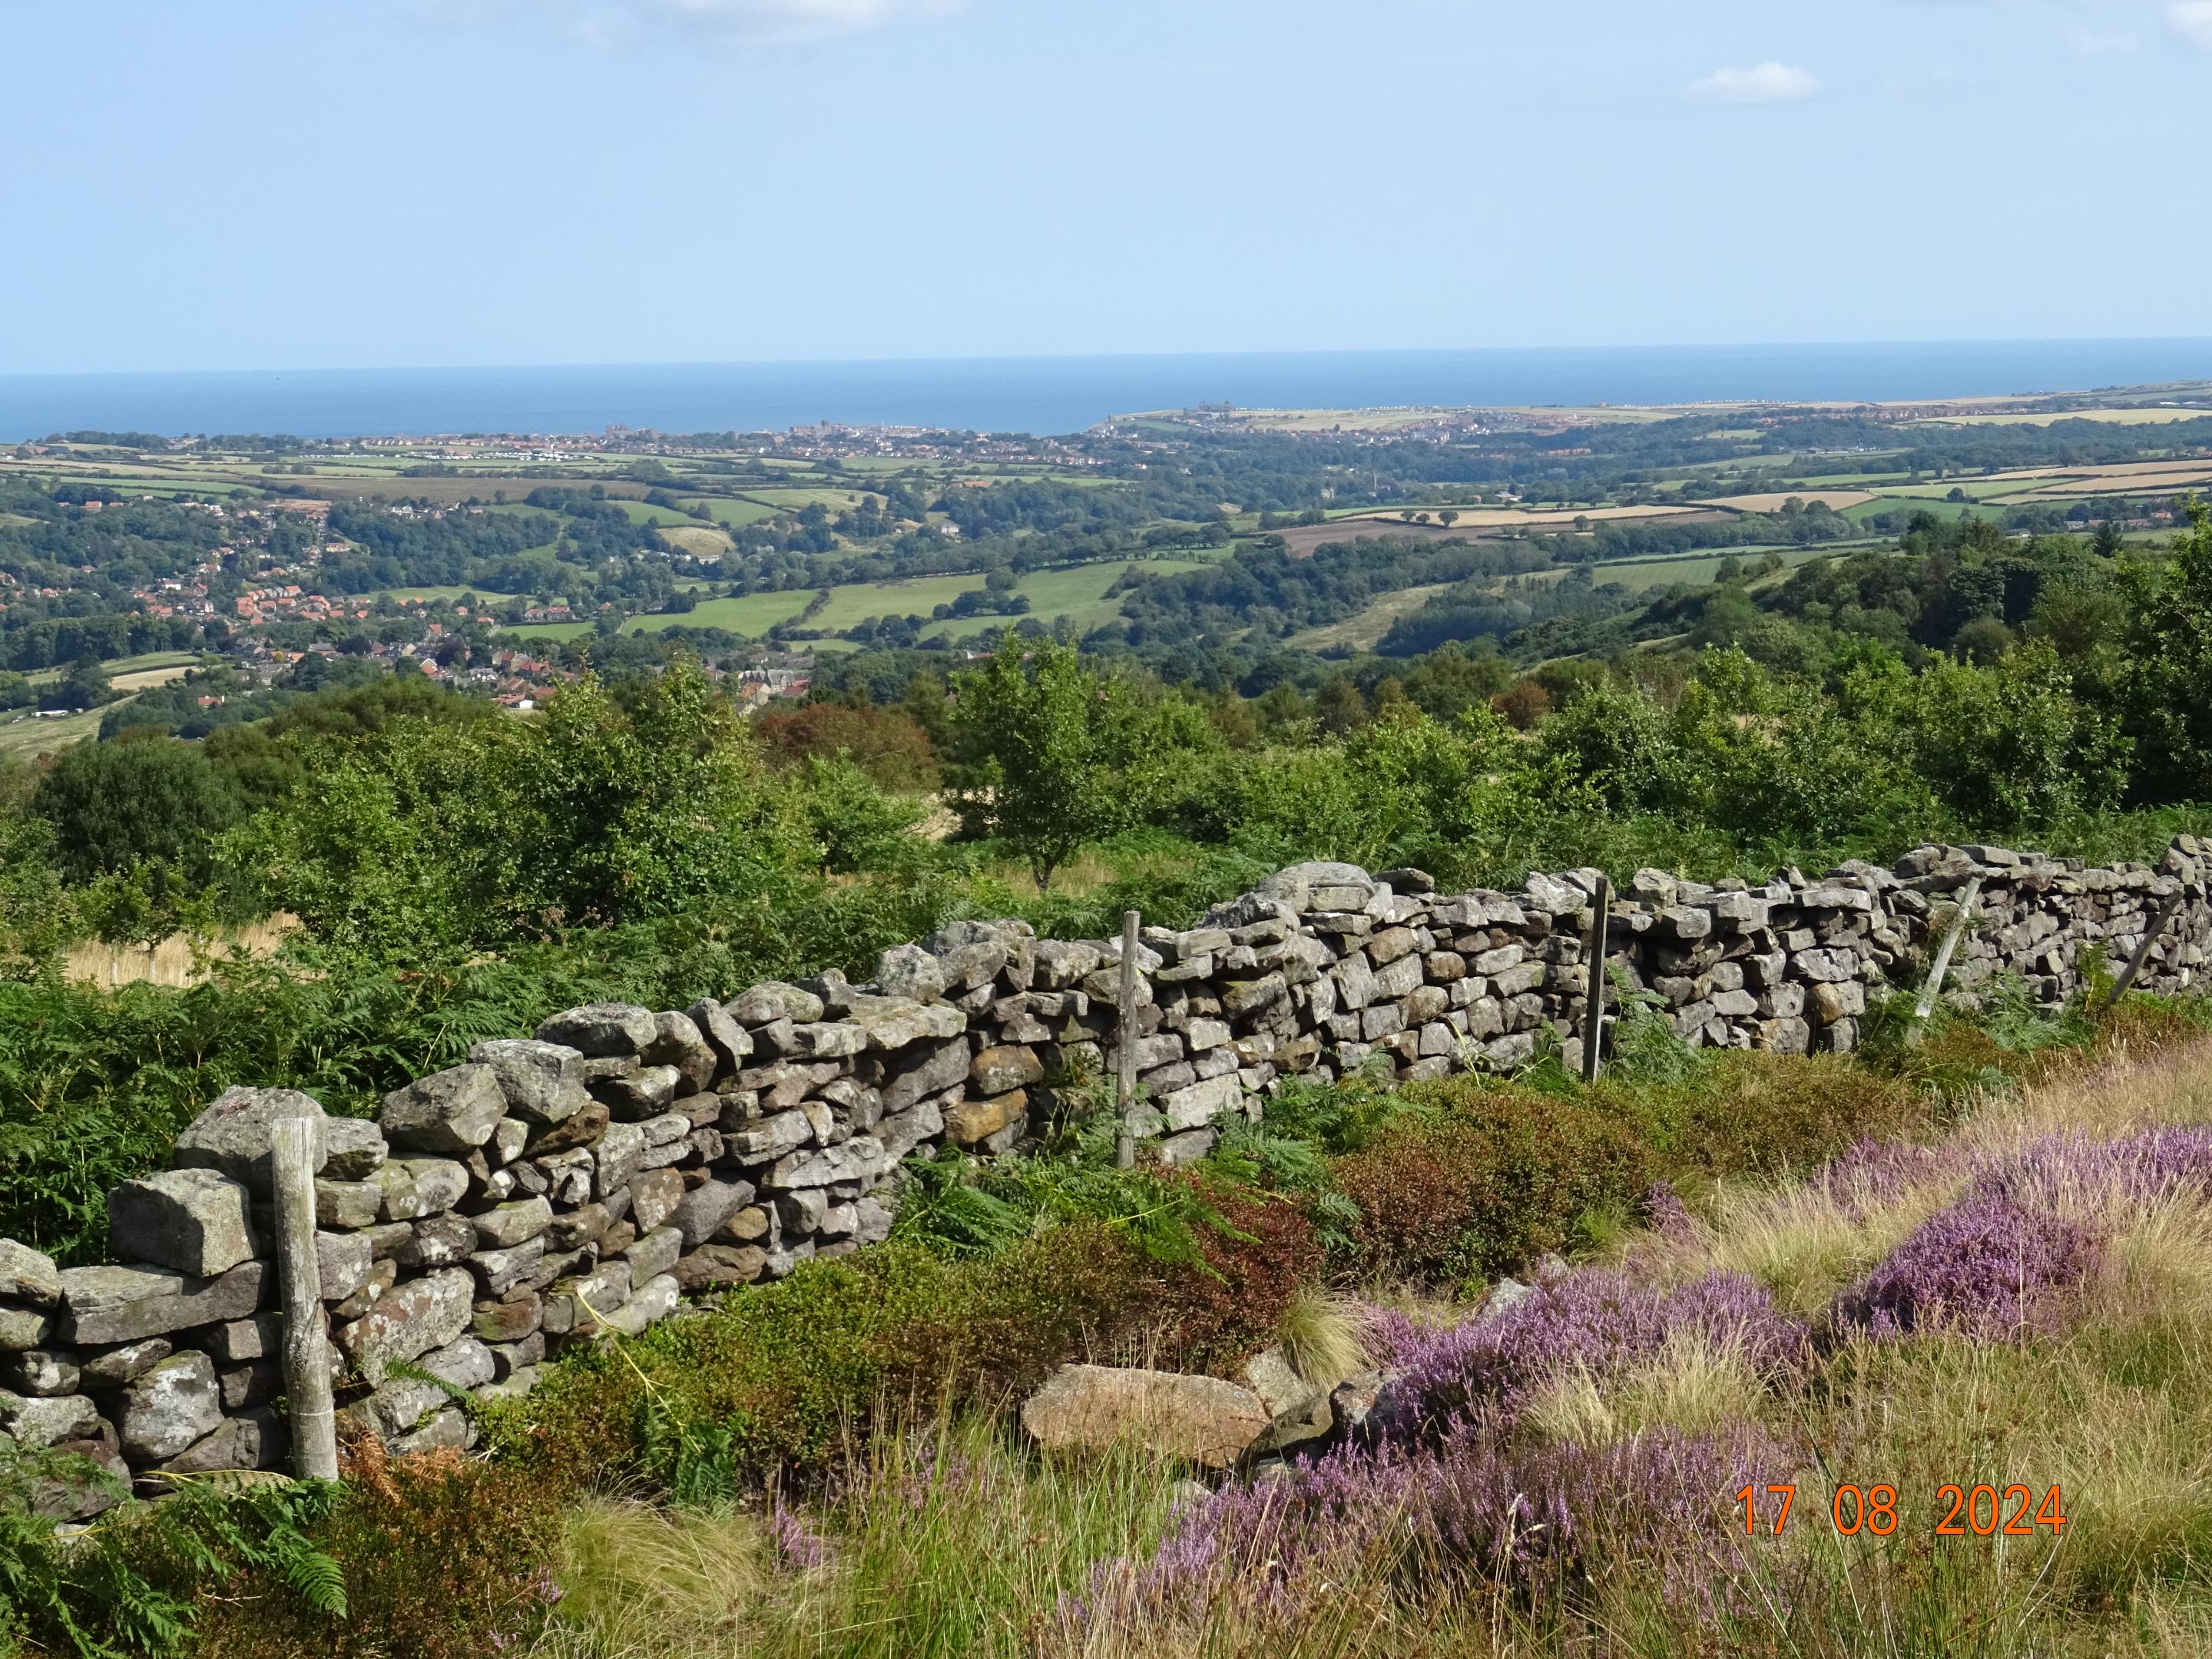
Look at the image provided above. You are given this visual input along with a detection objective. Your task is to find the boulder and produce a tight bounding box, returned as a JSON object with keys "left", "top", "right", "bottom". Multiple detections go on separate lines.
{"left": 58, "top": 1261, "right": 264, "bottom": 1347}
{"left": 157, "top": 1407, "right": 285, "bottom": 1475}
{"left": 535, "top": 1003, "right": 658, "bottom": 1057}
{"left": 1243, "top": 1347, "right": 1334, "bottom": 1454}
{"left": 842, "top": 995, "right": 965, "bottom": 1051}
{"left": 672, "top": 1178, "right": 753, "bottom": 1250}
{"left": 469, "top": 1039, "right": 591, "bottom": 1124}
{"left": 727, "top": 983, "right": 826, "bottom": 1028}
{"left": 0, "top": 1390, "right": 99, "bottom": 1449}
{"left": 2, "top": 1349, "right": 80, "bottom": 1396}
{"left": 684, "top": 999, "right": 753, "bottom": 1073}
{"left": 335, "top": 1267, "right": 475, "bottom": 1382}
{"left": 673, "top": 1244, "right": 766, "bottom": 1290}
{"left": 315, "top": 1179, "right": 383, "bottom": 1230}
{"left": 970, "top": 1045, "right": 1044, "bottom": 1096}
{"left": 644, "top": 1012, "right": 718, "bottom": 1092}
{"left": 27, "top": 1438, "right": 130, "bottom": 1519}
{"left": 873, "top": 942, "right": 949, "bottom": 1004}
{"left": 594, "top": 1122, "right": 647, "bottom": 1198}
{"left": 763, "top": 1135, "right": 884, "bottom": 1191}
{"left": 317, "top": 1230, "right": 373, "bottom": 1303}
{"left": 106, "top": 1169, "right": 259, "bottom": 1277}
{"left": 0, "top": 1240, "right": 61, "bottom": 1307}
{"left": 118, "top": 1352, "right": 224, "bottom": 1462}
{"left": 922, "top": 920, "right": 1010, "bottom": 990}
{"left": 390, "top": 1406, "right": 474, "bottom": 1456}
{"left": 882, "top": 1037, "right": 970, "bottom": 1114}
{"left": 1020, "top": 1364, "right": 1270, "bottom": 1470}
{"left": 1257, "top": 861, "right": 1379, "bottom": 915}
{"left": 945, "top": 1091, "right": 1028, "bottom": 1147}
{"left": 595, "top": 1065, "right": 681, "bottom": 1118}
{"left": 173, "top": 1088, "right": 326, "bottom": 1196}
{"left": 628, "top": 1168, "right": 686, "bottom": 1234}
{"left": 599, "top": 1274, "right": 681, "bottom": 1338}
{"left": 380, "top": 1157, "right": 468, "bottom": 1220}
{"left": 380, "top": 1065, "right": 506, "bottom": 1154}
{"left": 469, "top": 1197, "right": 552, "bottom": 1251}
{"left": 727, "top": 1108, "right": 813, "bottom": 1161}
{"left": 321, "top": 1118, "right": 389, "bottom": 1181}
{"left": 1160, "top": 1075, "right": 1240, "bottom": 1131}
{"left": 623, "top": 1227, "right": 684, "bottom": 1285}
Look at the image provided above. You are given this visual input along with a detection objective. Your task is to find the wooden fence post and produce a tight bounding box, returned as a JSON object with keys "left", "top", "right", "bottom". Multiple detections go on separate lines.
{"left": 1581, "top": 875, "right": 1611, "bottom": 1084}
{"left": 1114, "top": 909, "right": 1141, "bottom": 1170}
{"left": 271, "top": 1116, "right": 339, "bottom": 1482}
{"left": 1907, "top": 875, "right": 1983, "bottom": 1045}
{"left": 2105, "top": 891, "right": 2187, "bottom": 1009}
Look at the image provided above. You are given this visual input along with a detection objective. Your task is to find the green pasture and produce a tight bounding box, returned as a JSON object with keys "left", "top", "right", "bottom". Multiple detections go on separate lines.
{"left": 607, "top": 500, "right": 696, "bottom": 527}
{"left": 690, "top": 498, "right": 779, "bottom": 528}
{"left": 0, "top": 704, "right": 110, "bottom": 761}
{"left": 1843, "top": 495, "right": 1978, "bottom": 524}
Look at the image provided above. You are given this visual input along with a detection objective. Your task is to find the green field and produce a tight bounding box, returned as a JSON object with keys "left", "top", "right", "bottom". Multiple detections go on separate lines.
{"left": 502, "top": 621, "right": 596, "bottom": 642}
{"left": 607, "top": 500, "right": 696, "bottom": 527}
{"left": 601, "top": 557, "right": 1215, "bottom": 647}
{"left": 25, "top": 651, "right": 202, "bottom": 687}
{"left": 690, "top": 498, "right": 779, "bottom": 528}
{"left": 1841, "top": 495, "right": 1982, "bottom": 524}
{"left": 0, "top": 704, "right": 111, "bottom": 760}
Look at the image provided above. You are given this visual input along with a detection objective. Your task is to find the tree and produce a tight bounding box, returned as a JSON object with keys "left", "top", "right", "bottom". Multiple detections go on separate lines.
{"left": 30, "top": 733, "right": 240, "bottom": 883}
{"left": 2118, "top": 495, "right": 2212, "bottom": 802}
{"left": 949, "top": 637, "right": 1165, "bottom": 890}
{"left": 41, "top": 657, "right": 110, "bottom": 713}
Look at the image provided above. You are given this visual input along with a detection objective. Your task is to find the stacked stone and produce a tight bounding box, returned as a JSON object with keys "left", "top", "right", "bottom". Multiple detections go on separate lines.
{"left": 4, "top": 836, "right": 2206, "bottom": 1505}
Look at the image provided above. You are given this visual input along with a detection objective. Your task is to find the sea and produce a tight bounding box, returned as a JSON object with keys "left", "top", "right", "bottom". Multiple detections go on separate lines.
{"left": 5, "top": 339, "right": 2212, "bottom": 442}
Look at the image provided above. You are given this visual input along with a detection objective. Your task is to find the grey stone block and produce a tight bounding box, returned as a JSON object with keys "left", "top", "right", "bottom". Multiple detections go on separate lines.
{"left": 107, "top": 1169, "right": 259, "bottom": 1277}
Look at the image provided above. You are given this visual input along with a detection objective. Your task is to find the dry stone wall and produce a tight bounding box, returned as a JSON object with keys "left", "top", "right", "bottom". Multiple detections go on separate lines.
{"left": 5, "top": 835, "right": 2207, "bottom": 1510}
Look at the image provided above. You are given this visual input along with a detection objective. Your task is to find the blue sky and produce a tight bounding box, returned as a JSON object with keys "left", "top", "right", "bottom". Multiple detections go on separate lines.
{"left": 3, "top": 0, "right": 2207, "bottom": 373}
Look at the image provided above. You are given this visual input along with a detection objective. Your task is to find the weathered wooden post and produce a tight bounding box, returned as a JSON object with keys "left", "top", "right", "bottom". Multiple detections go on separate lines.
{"left": 1114, "top": 909, "right": 1141, "bottom": 1170}
{"left": 2105, "top": 891, "right": 2187, "bottom": 1009}
{"left": 1907, "top": 875, "right": 1983, "bottom": 1045}
{"left": 270, "top": 1116, "right": 339, "bottom": 1482}
{"left": 1581, "top": 875, "right": 1611, "bottom": 1084}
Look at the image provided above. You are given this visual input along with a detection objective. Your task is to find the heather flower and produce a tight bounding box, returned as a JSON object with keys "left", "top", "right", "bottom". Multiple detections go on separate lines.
{"left": 1813, "top": 1136, "right": 1960, "bottom": 1218}
{"left": 1641, "top": 1179, "right": 1697, "bottom": 1243}
{"left": 1378, "top": 1269, "right": 1809, "bottom": 1446}
{"left": 1968, "top": 1125, "right": 2212, "bottom": 1215}
{"left": 1349, "top": 1300, "right": 1435, "bottom": 1368}
{"left": 768, "top": 1502, "right": 833, "bottom": 1570}
{"left": 1834, "top": 1194, "right": 2099, "bottom": 1340}
{"left": 1078, "top": 1420, "right": 1796, "bottom": 1636}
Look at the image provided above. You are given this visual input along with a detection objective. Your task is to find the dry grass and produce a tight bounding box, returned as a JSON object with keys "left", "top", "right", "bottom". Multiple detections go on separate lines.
{"left": 1274, "top": 1286, "right": 1372, "bottom": 1389}
{"left": 62, "top": 914, "right": 298, "bottom": 988}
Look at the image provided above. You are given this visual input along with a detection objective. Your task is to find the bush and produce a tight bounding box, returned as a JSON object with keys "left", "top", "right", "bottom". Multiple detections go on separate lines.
{"left": 184, "top": 1440, "right": 565, "bottom": 1659}
{"left": 1333, "top": 1081, "right": 1651, "bottom": 1286}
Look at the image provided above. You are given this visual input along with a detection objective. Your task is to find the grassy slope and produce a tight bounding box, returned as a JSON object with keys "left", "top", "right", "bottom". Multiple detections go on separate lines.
{"left": 538, "top": 1020, "right": 2212, "bottom": 1659}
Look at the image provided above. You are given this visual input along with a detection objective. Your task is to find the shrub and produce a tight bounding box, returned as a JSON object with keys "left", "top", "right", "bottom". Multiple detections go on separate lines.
{"left": 1332, "top": 1081, "right": 1651, "bottom": 1286}
{"left": 185, "top": 1439, "right": 566, "bottom": 1659}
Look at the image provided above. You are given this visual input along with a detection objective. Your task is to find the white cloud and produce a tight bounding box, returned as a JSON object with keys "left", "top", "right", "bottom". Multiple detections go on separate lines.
{"left": 1687, "top": 62, "right": 1821, "bottom": 104}
{"left": 417, "top": 0, "right": 962, "bottom": 50}
{"left": 2169, "top": 2, "right": 2212, "bottom": 48}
